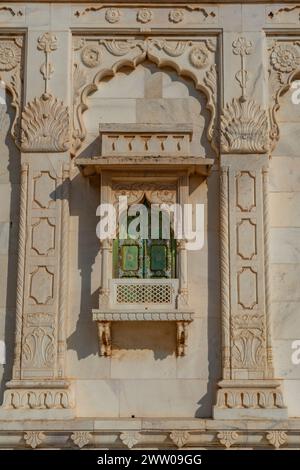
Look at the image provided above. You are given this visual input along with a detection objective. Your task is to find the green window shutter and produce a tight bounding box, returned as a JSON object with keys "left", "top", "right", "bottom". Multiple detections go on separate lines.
{"left": 113, "top": 201, "right": 176, "bottom": 279}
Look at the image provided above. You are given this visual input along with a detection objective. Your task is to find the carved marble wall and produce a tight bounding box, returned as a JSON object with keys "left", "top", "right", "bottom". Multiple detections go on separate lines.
{"left": 0, "top": 0, "right": 300, "bottom": 449}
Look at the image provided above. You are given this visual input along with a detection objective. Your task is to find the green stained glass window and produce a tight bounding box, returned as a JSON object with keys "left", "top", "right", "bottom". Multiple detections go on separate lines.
{"left": 113, "top": 200, "right": 176, "bottom": 279}
{"left": 122, "top": 245, "right": 139, "bottom": 272}
{"left": 150, "top": 245, "right": 167, "bottom": 272}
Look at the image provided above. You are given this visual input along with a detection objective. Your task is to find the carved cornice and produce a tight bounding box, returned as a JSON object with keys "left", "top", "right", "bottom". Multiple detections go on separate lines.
{"left": 72, "top": 36, "right": 218, "bottom": 156}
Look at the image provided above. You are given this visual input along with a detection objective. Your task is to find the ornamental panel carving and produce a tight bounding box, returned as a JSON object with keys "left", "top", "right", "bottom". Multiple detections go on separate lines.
{"left": 237, "top": 267, "right": 258, "bottom": 310}
{"left": 29, "top": 266, "right": 54, "bottom": 305}
{"left": 31, "top": 218, "right": 55, "bottom": 256}
{"left": 236, "top": 171, "right": 256, "bottom": 212}
{"left": 231, "top": 315, "right": 266, "bottom": 369}
{"left": 22, "top": 327, "right": 55, "bottom": 368}
{"left": 237, "top": 219, "right": 257, "bottom": 260}
{"left": 33, "top": 171, "right": 56, "bottom": 209}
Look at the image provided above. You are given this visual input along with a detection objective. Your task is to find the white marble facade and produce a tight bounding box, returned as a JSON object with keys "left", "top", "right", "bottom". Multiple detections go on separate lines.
{"left": 0, "top": 0, "right": 300, "bottom": 449}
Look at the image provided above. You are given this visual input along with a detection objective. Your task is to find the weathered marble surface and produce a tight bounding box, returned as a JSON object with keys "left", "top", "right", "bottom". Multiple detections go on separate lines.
{"left": 0, "top": 0, "right": 300, "bottom": 448}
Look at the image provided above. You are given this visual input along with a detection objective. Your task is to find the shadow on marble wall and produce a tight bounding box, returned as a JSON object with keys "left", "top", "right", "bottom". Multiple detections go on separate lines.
{"left": 0, "top": 94, "right": 20, "bottom": 403}
{"left": 195, "top": 170, "right": 221, "bottom": 418}
{"left": 67, "top": 172, "right": 100, "bottom": 358}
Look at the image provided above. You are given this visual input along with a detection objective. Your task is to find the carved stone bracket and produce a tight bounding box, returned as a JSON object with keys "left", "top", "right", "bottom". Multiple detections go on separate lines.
{"left": 96, "top": 319, "right": 190, "bottom": 357}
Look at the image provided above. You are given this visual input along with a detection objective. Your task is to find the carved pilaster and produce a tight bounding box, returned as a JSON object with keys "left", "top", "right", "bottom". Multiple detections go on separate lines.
{"left": 214, "top": 157, "right": 287, "bottom": 419}
{"left": 220, "top": 166, "right": 230, "bottom": 380}
{"left": 12, "top": 163, "right": 28, "bottom": 380}
{"left": 3, "top": 163, "right": 74, "bottom": 413}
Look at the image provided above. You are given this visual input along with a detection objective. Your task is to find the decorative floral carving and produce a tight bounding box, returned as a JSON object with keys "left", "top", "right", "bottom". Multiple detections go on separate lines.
{"left": 72, "top": 37, "right": 217, "bottom": 156}
{"left": 73, "top": 37, "right": 85, "bottom": 52}
{"left": 105, "top": 8, "right": 121, "bottom": 24}
{"left": 216, "top": 386, "right": 285, "bottom": 410}
{"left": 73, "top": 63, "right": 87, "bottom": 102}
{"left": 81, "top": 45, "right": 102, "bottom": 68}
{"left": 37, "top": 32, "right": 57, "bottom": 53}
{"left": 4, "top": 388, "right": 74, "bottom": 409}
{"left": 270, "top": 44, "right": 298, "bottom": 73}
{"left": 113, "top": 183, "right": 177, "bottom": 206}
{"left": 0, "top": 41, "right": 21, "bottom": 71}
{"left": 169, "top": 9, "right": 184, "bottom": 23}
{"left": 137, "top": 8, "right": 153, "bottom": 24}
{"left": 120, "top": 431, "right": 141, "bottom": 449}
{"left": 221, "top": 98, "right": 269, "bottom": 153}
{"left": 24, "top": 431, "right": 45, "bottom": 449}
{"left": 21, "top": 93, "right": 70, "bottom": 152}
{"left": 157, "top": 40, "right": 188, "bottom": 57}
{"left": 217, "top": 431, "right": 239, "bottom": 449}
{"left": 266, "top": 431, "right": 288, "bottom": 449}
{"left": 169, "top": 430, "right": 190, "bottom": 448}
{"left": 101, "top": 39, "right": 136, "bottom": 57}
{"left": 22, "top": 327, "right": 55, "bottom": 368}
{"left": 232, "top": 36, "right": 253, "bottom": 56}
{"left": 71, "top": 431, "right": 92, "bottom": 448}
{"left": 189, "top": 45, "right": 209, "bottom": 69}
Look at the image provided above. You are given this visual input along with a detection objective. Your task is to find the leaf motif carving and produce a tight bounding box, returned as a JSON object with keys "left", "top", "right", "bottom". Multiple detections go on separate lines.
{"left": 21, "top": 93, "right": 70, "bottom": 152}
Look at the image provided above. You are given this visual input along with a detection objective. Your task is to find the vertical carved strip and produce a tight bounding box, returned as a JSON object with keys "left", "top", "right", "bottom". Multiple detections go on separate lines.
{"left": 13, "top": 163, "right": 28, "bottom": 379}
{"left": 57, "top": 164, "right": 70, "bottom": 377}
{"left": 220, "top": 166, "right": 231, "bottom": 379}
{"left": 262, "top": 166, "right": 274, "bottom": 376}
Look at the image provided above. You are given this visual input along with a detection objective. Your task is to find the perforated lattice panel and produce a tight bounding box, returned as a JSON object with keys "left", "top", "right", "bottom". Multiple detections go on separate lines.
{"left": 116, "top": 283, "right": 172, "bottom": 304}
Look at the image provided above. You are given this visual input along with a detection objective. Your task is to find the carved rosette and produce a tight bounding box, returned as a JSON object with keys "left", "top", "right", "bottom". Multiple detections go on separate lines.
{"left": 169, "top": 9, "right": 184, "bottom": 24}
{"left": 189, "top": 45, "right": 209, "bottom": 69}
{"left": 105, "top": 8, "right": 121, "bottom": 24}
{"left": 137, "top": 8, "right": 153, "bottom": 24}
{"left": 21, "top": 93, "right": 70, "bottom": 152}
{"left": 221, "top": 98, "right": 269, "bottom": 153}
{"left": 81, "top": 45, "right": 102, "bottom": 68}
{"left": 0, "top": 41, "right": 21, "bottom": 71}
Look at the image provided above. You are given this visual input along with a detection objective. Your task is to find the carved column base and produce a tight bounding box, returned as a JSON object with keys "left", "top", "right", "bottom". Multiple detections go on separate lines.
{"left": 213, "top": 380, "right": 288, "bottom": 420}
{"left": 1, "top": 380, "right": 75, "bottom": 417}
